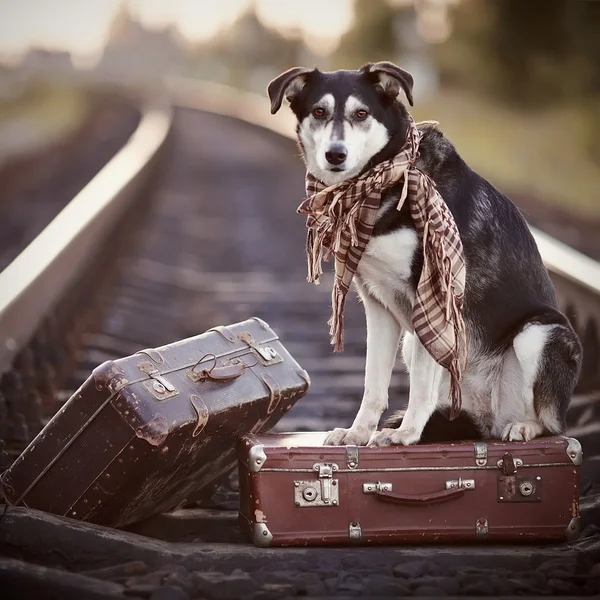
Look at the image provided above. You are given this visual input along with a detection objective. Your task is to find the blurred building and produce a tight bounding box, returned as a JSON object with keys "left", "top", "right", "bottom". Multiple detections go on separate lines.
{"left": 19, "top": 49, "right": 75, "bottom": 79}
{"left": 190, "top": 10, "right": 322, "bottom": 93}
{"left": 92, "top": 7, "right": 187, "bottom": 86}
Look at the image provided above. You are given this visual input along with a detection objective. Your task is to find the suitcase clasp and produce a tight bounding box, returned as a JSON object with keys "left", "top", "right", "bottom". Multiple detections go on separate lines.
{"left": 237, "top": 332, "right": 283, "bottom": 366}
{"left": 497, "top": 452, "right": 523, "bottom": 475}
{"left": 138, "top": 362, "right": 178, "bottom": 399}
{"left": 314, "top": 463, "right": 336, "bottom": 503}
{"left": 293, "top": 463, "right": 339, "bottom": 507}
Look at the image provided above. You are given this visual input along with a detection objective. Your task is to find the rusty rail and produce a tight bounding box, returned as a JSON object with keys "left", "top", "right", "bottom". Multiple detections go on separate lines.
{"left": 0, "top": 101, "right": 173, "bottom": 377}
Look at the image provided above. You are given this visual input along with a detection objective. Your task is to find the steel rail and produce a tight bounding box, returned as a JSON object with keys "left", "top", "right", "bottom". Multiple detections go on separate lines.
{"left": 168, "top": 77, "right": 600, "bottom": 315}
{"left": 0, "top": 100, "right": 173, "bottom": 376}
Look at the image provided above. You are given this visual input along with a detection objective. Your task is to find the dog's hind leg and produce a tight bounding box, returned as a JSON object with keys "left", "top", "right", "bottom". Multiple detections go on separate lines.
{"left": 369, "top": 333, "right": 446, "bottom": 446}
{"left": 497, "top": 319, "right": 581, "bottom": 441}
{"left": 324, "top": 293, "right": 402, "bottom": 446}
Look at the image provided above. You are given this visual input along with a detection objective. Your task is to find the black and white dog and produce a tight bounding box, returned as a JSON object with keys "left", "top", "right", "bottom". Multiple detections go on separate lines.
{"left": 268, "top": 62, "right": 582, "bottom": 447}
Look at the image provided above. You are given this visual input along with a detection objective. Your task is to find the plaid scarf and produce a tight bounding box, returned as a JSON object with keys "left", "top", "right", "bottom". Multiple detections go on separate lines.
{"left": 297, "top": 116, "right": 467, "bottom": 418}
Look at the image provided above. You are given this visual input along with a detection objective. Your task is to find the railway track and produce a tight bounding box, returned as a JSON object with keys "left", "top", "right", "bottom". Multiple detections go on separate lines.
{"left": 0, "top": 82, "right": 599, "bottom": 599}
{"left": 0, "top": 95, "right": 141, "bottom": 272}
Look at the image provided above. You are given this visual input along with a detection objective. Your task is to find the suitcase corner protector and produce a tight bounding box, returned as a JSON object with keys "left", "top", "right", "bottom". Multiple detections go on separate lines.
{"left": 252, "top": 522, "right": 273, "bottom": 547}
{"left": 248, "top": 444, "right": 267, "bottom": 472}
{"left": 251, "top": 316, "right": 271, "bottom": 331}
{"left": 566, "top": 516, "right": 581, "bottom": 541}
{"left": 565, "top": 437, "right": 582, "bottom": 465}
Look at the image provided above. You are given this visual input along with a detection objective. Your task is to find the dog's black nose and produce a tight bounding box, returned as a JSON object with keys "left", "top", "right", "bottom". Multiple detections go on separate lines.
{"left": 325, "top": 144, "right": 347, "bottom": 166}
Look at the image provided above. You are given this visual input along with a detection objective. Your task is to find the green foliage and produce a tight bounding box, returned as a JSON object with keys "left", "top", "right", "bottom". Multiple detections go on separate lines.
{"left": 438, "top": 0, "right": 599, "bottom": 107}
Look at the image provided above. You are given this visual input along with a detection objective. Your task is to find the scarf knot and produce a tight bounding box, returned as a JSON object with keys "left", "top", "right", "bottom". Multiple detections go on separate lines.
{"left": 297, "top": 116, "right": 467, "bottom": 419}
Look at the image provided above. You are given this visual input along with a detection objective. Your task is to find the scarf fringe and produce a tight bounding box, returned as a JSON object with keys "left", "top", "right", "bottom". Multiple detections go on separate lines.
{"left": 448, "top": 293, "right": 466, "bottom": 420}
{"left": 448, "top": 358, "right": 462, "bottom": 421}
{"left": 328, "top": 284, "right": 345, "bottom": 352}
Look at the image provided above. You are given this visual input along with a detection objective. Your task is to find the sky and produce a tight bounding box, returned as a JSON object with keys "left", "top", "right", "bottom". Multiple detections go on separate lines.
{"left": 0, "top": 0, "right": 355, "bottom": 62}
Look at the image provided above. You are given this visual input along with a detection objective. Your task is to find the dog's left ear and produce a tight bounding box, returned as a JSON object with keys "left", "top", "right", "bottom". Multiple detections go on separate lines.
{"left": 363, "top": 62, "right": 414, "bottom": 106}
{"left": 267, "top": 67, "right": 314, "bottom": 114}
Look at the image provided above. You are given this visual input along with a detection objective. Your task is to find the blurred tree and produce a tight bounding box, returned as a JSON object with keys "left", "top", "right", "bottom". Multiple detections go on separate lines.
{"left": 489, "top": 0, "right": 599, "bottom": 159}
{"left": 490, "top": 0, "right": 569, "bottom": 103}
{"left": 191, "top": 8, "right": 313, "bottom": 92}
{"left": 334, "top": 0, "right": 398, "bottom": 68}
{"left": 440, "top": 0, "right": 599, "bottom": 105}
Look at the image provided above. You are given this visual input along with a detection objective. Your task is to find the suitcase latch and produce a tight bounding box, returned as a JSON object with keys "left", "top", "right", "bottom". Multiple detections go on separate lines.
{"left": 293, "top": 463, "right": 339, "bottom": 508}
{"left": 237, "top": 332, "right": 283, "bottom": 366}
{"left": 138, "top": 362, "right": 178, "bottom": 399}
{"left": 497, "top": 452, "right": 523, "bottom": 475}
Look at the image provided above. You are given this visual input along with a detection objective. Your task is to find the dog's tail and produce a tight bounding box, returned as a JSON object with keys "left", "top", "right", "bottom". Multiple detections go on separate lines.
{"left": 383, "top": 408, "right": 485, "bottom": 443}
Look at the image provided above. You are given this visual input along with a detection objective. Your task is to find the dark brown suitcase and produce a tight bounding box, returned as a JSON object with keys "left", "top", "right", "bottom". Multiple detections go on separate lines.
{"left": 0, "top": 318, "right": 310, "bottom": 528}
{"left": 237, "top": 432, "right": 582, "bottom": 547}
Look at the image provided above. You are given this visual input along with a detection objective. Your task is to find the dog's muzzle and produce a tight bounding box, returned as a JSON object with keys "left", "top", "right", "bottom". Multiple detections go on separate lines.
{"left": 325, "top": 143, "right": 347, "bottom": 167}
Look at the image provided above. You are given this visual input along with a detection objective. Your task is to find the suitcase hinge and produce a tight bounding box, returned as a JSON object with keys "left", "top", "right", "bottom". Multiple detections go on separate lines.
{"left": 293, "top": 463, "right": 339, "bottom": 507}
{"left": 474, "top": 442, "right": 487, "bottom": 466}
{"left": 476, "top": 518, "right": 488, "bottom": 537}
{"left": 349, "top": 521, "right": 362, "bottom": 542}
{"left": 346, "top": 445, "right": 359, "bottom": 469}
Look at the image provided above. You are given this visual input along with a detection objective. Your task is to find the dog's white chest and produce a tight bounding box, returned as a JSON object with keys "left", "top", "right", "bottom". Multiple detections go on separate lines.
{"left": 357, "top": 228, "right": 418, "bottom": 312}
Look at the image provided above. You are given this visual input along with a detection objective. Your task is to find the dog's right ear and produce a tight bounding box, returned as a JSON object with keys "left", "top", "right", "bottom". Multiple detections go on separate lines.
{"left": 267, "top": 67, "right": 313, "bottom": 114}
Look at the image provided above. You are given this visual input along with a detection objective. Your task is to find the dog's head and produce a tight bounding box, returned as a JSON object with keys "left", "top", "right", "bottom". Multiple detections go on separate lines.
{"left": 268, "top": 62, "right": 414, "bottom": 186}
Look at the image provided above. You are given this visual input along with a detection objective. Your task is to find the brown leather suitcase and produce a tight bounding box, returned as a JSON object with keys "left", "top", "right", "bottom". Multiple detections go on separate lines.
{"left": 0, "top": 318, "right": 310, "bottom": 528}
{"left": 237, "top": 432, "right": 582, "bottom": 547}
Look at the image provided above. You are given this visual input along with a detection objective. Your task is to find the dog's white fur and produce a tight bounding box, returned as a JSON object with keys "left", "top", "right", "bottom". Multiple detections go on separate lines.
{"left": 298, "top": 93, "right": 562, "bottom": 446}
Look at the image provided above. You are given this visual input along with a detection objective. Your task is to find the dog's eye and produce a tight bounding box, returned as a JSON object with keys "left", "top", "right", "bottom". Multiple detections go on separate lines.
{"left": 355, "top": 109, "right": 368, "bottom": 120}
{"left": 312, "top": 107, "right": 325, "bottom": 119}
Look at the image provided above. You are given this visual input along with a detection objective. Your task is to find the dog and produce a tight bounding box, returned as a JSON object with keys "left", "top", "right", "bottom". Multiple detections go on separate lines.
{"left": 268, "top": 62, "right": 582, "bottom": 446}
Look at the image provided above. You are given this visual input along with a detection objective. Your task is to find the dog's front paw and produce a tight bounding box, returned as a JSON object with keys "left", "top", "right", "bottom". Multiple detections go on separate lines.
{"left": 368, "top": 426, "right": 421, "bottom": 447}
{"left": 324, "top": 427, "right": 371, "bottom": 446}
{"left": 502, "top": 421, "right": 543, "bottom": 442}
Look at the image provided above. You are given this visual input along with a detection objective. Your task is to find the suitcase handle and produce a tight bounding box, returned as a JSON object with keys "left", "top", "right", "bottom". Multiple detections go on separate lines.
{"left": 375, "top": 486, "right": 466, "bottom": 506}
{"left": 190, "top": 353, "right": 250, "bottom": 383}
